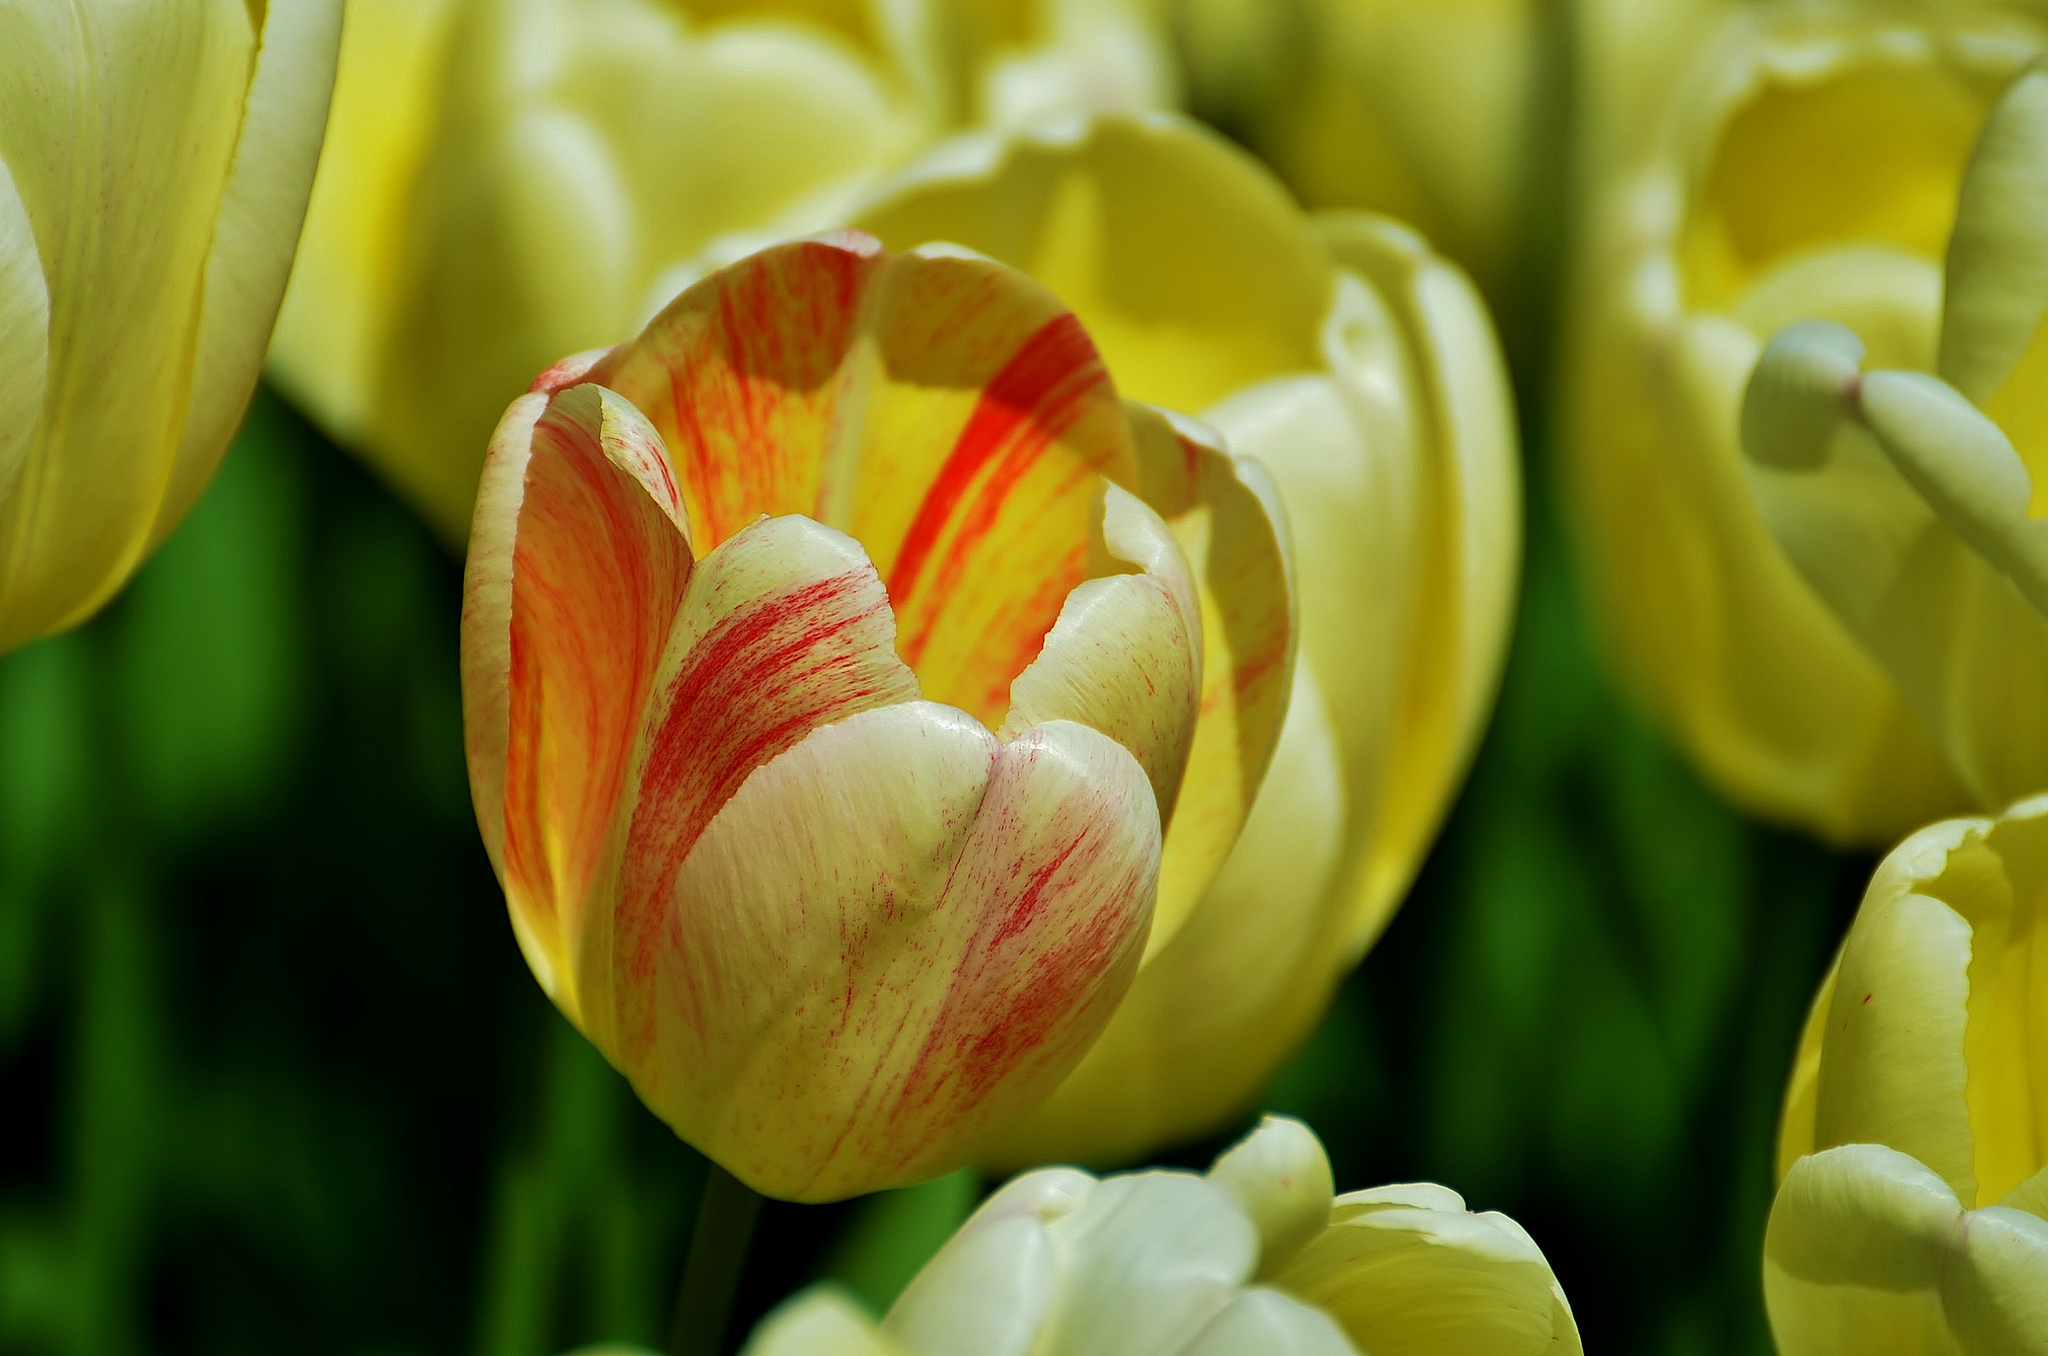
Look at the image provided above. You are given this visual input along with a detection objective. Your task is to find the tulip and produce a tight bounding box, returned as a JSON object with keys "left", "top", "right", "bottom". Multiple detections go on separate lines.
{"left": 0, "top": 0, "right": 342, "bottom": 653}
{"left": 1738, "top": 64, "right": 2048, "bottom": 809}
{"left": 1561, "top": 5, "right": 2046, "bottom": 844}
{"left": 740, "top": 1116, "right": 1582, "bottom": 1356}
{"left": 460, "top": 232, "right": 1299, "bottom": 1201}
{"left": 1171, "top": 0, "right": 1539, "bottom": 294}
{"left": 849, "top": 113, "right": 1519, "bottom": 1168}
{"left": 269, "top": 0, "right": 1174, "bottom": 546}
{"left": 1767, "top": 796, "right": 2048, "bottom": 1355}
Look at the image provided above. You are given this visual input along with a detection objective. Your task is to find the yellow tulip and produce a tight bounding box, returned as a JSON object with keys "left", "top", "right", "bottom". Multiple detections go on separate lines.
{"left": 1738, "top": 63, "right": 2048, "bottom": 809}
{"left": 741, "top": 1116, "right": 1582, "bottom": 1356}
{"left": 1768, "top": 796, "right": 2048, "bottom": 1355}
{"left": 1561, "top": 4, "right": 2046, "bottom": 844}
{"left": 459, "top": 233, "right": 1296, "bottom": 1201}
{"left": 0, "top": 0, "right": 342, "bottom": 653}
{"left": 269, "top": 0, "right": 1174, "bottom": 546}
{"left": 849, "top": 113, "right": 1519, "bottom": 1168}
{"left": 1172, "top": 0, "right": 1537, "bottom": 291}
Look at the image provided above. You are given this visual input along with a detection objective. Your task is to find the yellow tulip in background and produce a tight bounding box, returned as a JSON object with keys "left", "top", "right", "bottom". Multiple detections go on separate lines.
{"left": 848, "top": 113, "right": 1519, "bottom": 1168}
{"left": 270, "top": 0, "right": 1174, "bottom": 546}
{"left": 1172, "top": 0, "right": 1540, "bottom": 293}
{"left": 1740, "top": 62, "right": 2048, "bottom": 811}
{"left": 460, "top": 231, "right": 1298, "bottom": 1201}
{"left": 1561, "top": 4, "right": 2045, "bottom": 845}
{"left": 1769, "top": 796, "right": 2048, "bottom": 1355}
{"left": 0, "top": 0, "right": 342, "bottom": 653}
{"left": 739, "top": 1116, "right": 1582, "bottom": 1356}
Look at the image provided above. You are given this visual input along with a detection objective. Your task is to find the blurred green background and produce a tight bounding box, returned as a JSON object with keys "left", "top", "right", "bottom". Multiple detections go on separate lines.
{"left": 0, "top": 379, "right": 1863, "bottom": 1356}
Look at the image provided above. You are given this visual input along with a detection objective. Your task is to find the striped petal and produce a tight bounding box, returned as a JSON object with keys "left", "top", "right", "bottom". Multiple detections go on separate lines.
{"left": 462, "top": 381, "right": 695, "bottom": 1017}
{"left": 621, "top": 700, "right": 1159, "bottom": 1201}
{"left": 586, "top": 232, "right": 1140, "bottom": 728}
{"left": 1124, "top": 404, "right": 1295, "bottom": 960}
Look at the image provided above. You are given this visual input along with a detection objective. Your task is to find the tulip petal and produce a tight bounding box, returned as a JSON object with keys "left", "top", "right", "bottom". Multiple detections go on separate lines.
{"left": 853, "top": 113, "right": 1331, "bottom": 416}
{"left": 1816, "top": 882, "right": 1979, "bottom": 1202}
{"left": 1122, "top": 403, "right": 1295, "bottom": 961}
{"left": 621, "top": 694, "right": 1157, "bottom": 1200}
{"left": 1000, "top": 481, "right": 1202, "bottom": 864}
{"left": 885, "top": 1214, "right": 1057, "bottom": 1356}
{"left": 151, "top": 0, "right": 344, "bottom": 549}
{"left": 743, "top": 1287, "right": 906, "bottom": 1356}
{"left": 1206, "top": 1115, "right": 1335, "bottom": 1278}
{"left": 1764, "top": 1144, "right": 1962, "bottom": 1356}
{"left": 0, "top": 157, "right": 47, "bottom": 515}
{"left": 0, "top": 0, "right": 256, "bottom": 644}
{"left": 1945, "top": 1206, "right": 2048, "bottom": 1356}
{"left": 1940, "top": 67, "right": 2048, "bottom": 410}
{"left": 462, "top": 382, "right": 695, "bottom": 1015}
{"left": 588, "top": 233, "right": 1140, "bottom": 728}
{"left": 1180, "top": 1288, "right": 1359, "bottom": 1356}
{"left": 1038, "top": 1172, "right": 1259, "bottom": 1356}
{"left": 1276, "top": 1188, "right": 1580, "bottom": 1356}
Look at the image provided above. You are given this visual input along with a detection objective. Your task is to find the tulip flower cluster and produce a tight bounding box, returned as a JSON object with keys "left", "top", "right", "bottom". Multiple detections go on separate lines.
{"left": 740, "top": 1117, "right": 1581, "bottom": 1356}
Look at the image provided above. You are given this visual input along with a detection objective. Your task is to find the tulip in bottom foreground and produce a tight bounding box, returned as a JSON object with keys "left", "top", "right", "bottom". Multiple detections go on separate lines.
{"left": 461, "top": 233, "right": 1296, "bottom": 1202}
{"left": 1770, "top": 797, "right": 2048, "bottom": 1354}
{"left": 739, "top": 1116, "right": 1582, "bottom": 1356}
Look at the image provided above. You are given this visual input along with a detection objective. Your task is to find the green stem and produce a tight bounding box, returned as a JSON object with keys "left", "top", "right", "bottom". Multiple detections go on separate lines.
{"left": 668, "top": 1163, "right": 763, "bottom": 1356}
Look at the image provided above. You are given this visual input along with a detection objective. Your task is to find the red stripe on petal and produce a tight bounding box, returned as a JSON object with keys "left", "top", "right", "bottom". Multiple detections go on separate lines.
{"left": 888, "top": 313, "right": 1113, "bottom": 664}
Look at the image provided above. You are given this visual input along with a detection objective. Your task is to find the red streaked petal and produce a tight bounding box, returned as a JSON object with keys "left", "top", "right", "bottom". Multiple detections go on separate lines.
{"left": 587, "top": 234, "right": 1137, "bottom": 727}
{"left": 592, "top": 514, "right": 922, "bottom": 1054}
{"left": 462, "top": 383, "right": 693, "bottom": 1012}
{"left": 613, "top": 703, "right": 1158, "bottom": 1201}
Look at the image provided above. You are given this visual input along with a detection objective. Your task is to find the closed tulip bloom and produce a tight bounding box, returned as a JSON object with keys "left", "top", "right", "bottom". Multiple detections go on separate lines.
{"left": 1562, "top": 6, "right": 2048, "bottom": 844}
{"left": 1739, "top": 64, "right": 2048, "bottom": 808}
{"left": 850, "top": 113, "right": 1518, "bottom": 1168}
{"left": 461, "top": 232, "right": 1297, "bottom": 1201}
{"left": 269, "top": 0, "right": 1173, "bottom": 545}
{"left": 0, "top": 0, "right": 342, "bottom": 653}
{"left": 741, "top": 1116, "right": 1582, "bottom": 1356}
{"left": 1768, "top": 796, "right": 2048, "bottom": 1355}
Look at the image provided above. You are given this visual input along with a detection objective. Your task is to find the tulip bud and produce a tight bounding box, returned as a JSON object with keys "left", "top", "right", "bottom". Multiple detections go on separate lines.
{"left": 1562, "top": 5, "right": 2046, "bottom": 843}
{"left": 740, "top": 1116, "right": 1582, "bottom": 1356}
{"left": 1767, "top": 796, "right": 2048, "bottom": 1356}
{"left": 270, "top": 0, "right": 1175, "bottom": 546}
{"left": 0, "top": 0, "right": 342, "bottom": 653}
{"left": 1738, "top": 62, "right": 2048, "bottom": 810}
{"left": 848, "top": 113, "right": 1518, "bottom": 1167}
{"left": 460, "top": 232, "right": 1305, "bottom": 1201}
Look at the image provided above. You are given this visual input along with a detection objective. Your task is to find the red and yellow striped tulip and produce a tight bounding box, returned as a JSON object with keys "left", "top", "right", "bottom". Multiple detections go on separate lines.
{"left": 459, "top": 232, "right": 1295, "bottom": 1201}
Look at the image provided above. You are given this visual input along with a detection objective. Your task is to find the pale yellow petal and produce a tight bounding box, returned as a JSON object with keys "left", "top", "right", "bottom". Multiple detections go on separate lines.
{"left": 884, "top": 1214, "right": 1056, "bottom": 1356}
{"left": 1764, "top": 1144, "right": 1961, "bottom": 1356}
{"left": 1943, "top": 1206, "right": 2048, "bottom": 1356}
{"left": 0, "top": 0, "right": 255, "bottom": 647}
{"left": 1276, "top": 1192, "right": 1575, "bottom": 1356}
{"left": 1205, "top": 1115, "right": 1335, "bottom": 1279}
{"left": 744, "top": 1287, "right": 907, "bottom": 1356}
{"left": 0, "top": 156, "right": 48, "bottom": 517}
{"left": 153, "top": 0, "right": 345, "bottom": 549}
{"left": 1940, "top": 67, "right": 2048, "bottom": 409}
{"left": 1816, "top": 885, "right": 1979, "bottom": 1202}
{"left": 853, "top": 112, "right": 1329, "bottom": 416}
{"left": 1037, "top": 1171, "right": 1258, "bottom": 1356}
{"left": 1180, "top": 1288, "right": 1359, "bottom": 1356}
